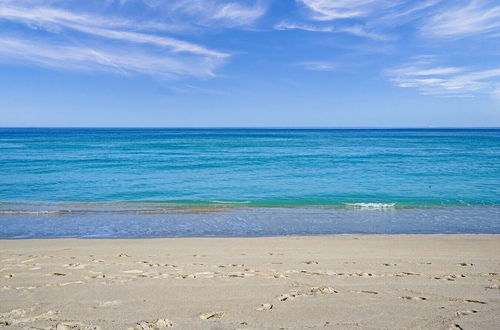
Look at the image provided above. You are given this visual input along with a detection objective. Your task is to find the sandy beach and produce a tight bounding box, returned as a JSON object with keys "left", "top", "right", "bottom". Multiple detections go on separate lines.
{"left": 0, "top": 235, "right": 499, "bottom": 329}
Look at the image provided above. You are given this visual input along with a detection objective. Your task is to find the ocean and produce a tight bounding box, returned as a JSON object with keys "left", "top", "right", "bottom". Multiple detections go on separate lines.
{"left": 0, "top": 128, "right": 499, "bottom": 238}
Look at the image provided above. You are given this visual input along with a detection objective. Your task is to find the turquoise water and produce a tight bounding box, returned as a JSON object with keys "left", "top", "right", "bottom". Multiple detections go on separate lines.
{"left": 0, "top": 128, "right": 499, "bottom": 237}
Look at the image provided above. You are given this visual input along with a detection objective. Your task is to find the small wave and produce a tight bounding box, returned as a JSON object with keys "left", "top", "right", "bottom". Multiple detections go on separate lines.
{"left": 210, "top": 200, "right": 251, "bottom": 204}
{"left": 0, "top": 210, "right": 73, "bottom": 215}
{"left": 0, "top": 208, "right": 230, "bottom": 216}
{"left": 345, "top": 203, "right": 396, "bottom": 210}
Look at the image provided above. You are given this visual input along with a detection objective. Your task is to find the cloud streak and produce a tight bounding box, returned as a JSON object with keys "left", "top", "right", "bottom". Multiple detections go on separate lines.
{"left": 0, "top": 36, "right": 223, "bottom": 78}
{"left": 387, "top": 57, "right": 500, "bottom": 98}
{"left": 166, "top": 0, "right": 266, "bottom": 27}
{"left": 298, "top": 0, "right": 387, "bottom": 21}
{"left": 0, "top": 2, "right": 229, "bottom": 78}
{"left": 275, "top": 21, "right": 390, "bottom": 40}
{"left": 420, "top": 0, "right": 500, "bottom": 38}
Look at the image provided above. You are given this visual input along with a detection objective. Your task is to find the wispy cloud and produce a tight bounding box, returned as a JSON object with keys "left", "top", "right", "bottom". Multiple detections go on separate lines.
{"left": 299, "top": 61, "right": 336, "bottom": 71}
{"left": 285, "top": 0, "right": 423, "bottom": 40}
{"left": 0, "top": 2, "right": 229, "bottom": 78}
{"left": 274, "top": 21, "right": 333, "bottom": 32}
{"left": 339, "top": 25, "right": 391, "bottom": 41}
{"left": 275, "top": 21, "right": 390, "bottom": 40}
{"left": 0, "top": 3, "right": 187, "bottom": 32}
{"left": 421, "top": 0, "right": 500, "bottom": 38}
{"left": 298, "top": 0, "right": 397, "bottom": 21}
{"left": 374, "top": 0, "right": 440, "bottom": 27}
{"left": 0, "top": 36, "right": 223, "bottom": 78}
{"left": 167, "top": 0, "right": 266, "bottom": 27}
{"left": 387, "top": 57, "right": 500, "bottom": 97}
{"left": 0, "top": 5, "right": 227, "bottom": 57}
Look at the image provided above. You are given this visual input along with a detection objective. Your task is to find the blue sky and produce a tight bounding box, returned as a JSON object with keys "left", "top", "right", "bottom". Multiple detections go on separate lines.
{"left": 0, "top": 0, "right": 499, "bottom": 127}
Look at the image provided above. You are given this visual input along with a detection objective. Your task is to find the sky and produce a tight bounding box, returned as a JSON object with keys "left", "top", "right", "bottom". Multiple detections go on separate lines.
{"left": 0, "top": 0, "right": 500, "bottom": 127}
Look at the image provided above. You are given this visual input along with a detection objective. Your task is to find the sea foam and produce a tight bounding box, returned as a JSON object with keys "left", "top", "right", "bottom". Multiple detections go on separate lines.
{"left": 345, "top": 203, "right": 396, "bottom": 210}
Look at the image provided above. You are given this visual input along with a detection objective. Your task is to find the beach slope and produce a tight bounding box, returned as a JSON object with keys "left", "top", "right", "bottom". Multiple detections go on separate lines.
{"left": 1, "top": 235, "right": 499, "bottom": 329}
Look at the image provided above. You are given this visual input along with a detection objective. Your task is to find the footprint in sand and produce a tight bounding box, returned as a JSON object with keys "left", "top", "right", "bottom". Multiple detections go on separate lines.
{"left": 310, "top": 286, "right": 337, "bottom": 295}
{"left": 458, "top": 262, "right": 474, "bottom": 266}
{"left": 133, "top": 318, "right": 174, "bottom": 329}
{"left": 177, "top": 272, "right": 215, "bottom": 279}
{"left": 353, "top": 290, "right": 378, "bottom": 295}
{"left": 200, "top": 311, "right": 225, "bottom": 320}
{"left": 278, "top": 287, "right": 336, "bottom": 301}
{"left": 300, "top": 270, "right": 329, "bottom": 276}
{"left": 56, "top": 322, "right": 101, "bottom": 330}
{"left": 278, "top": 291, "right": 302, "bottom": 301}
{"left": 49, "top": 272, "right": 67, "bottom": 276}
{"left": 0, "top": 309, "right": 59, "bottom": 327}
{"left": 449, "top": 324, "right": 464, "bottom": 330}
{"left": 393, "top": 272, "right": 420, "bottom": 277}
{"left": 65, "top": 263, "right": 85, "bottom": 270}
{"left": 464, "top": 299, "right": 486, "bottom": 304}
{"left": 303, "top": 261, "right": 319, "bottom": 265}
{"left": 401, "top": 296, "right": 427, "bottom": 301}
{"left": 163, "top": 264, "right": 177, "bottom": 268}
{"left": 119, "top": 253, "right": 131, "bottom": 258}
{"left": 263, "top": 273, "right": 285, "bottom": 279}
{"left": 85, "top": 274, "right": 106, "bottom": 279}
{"left": 2, "top": 274, "right": 13, "bottom": 278}
{"left": 191, "top": 271, "right": 215, "bottom": 279}
{"left": 350, "top": 272, "right": 373, "bottom": 277}
{"left": 455, "top": 310, "right": 477, "bottom": 316}
{"left": 225, "top": 272, "right": 246, "bottom": 278}
{"left": 0, "top": 308, "right": 30, "bottom": 326}
{"left": 257, "top": 303, "right": 273, "bottom": 311}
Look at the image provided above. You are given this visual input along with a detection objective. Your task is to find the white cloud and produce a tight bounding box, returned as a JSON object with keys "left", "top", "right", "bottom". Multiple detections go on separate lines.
{"left": 374, "top": 0, "right": 440, "bottom": 27}
{"left": 288, "top": 1, "right": 424, "bottom": 40}
{"left": 421, "top": 0, "right": 500, "bottom": 38}
{"left": 0, "top": 6, "right": 227, "bottom": 57}
{"left": 212, "top": 2, "right": 266, "bottom": 26}
{"left": 274, "top": 21, "right": 333, "bottom": 32}
{"left": 0, "top": 2, "right": 228, "bottom": 78}
{"left": 298, "top": 0, "right": 395, "bottom": 21}
{"left": 0, "top": 36, "right": 223, "bottom": 78}
{"left": 168, "top": 0, "right": 266, "bottom": 27}
{"left": 275, "top": 21, "right": 390, "bottom": 40}
{"left": 387, "top": 58, "right": 500, "bottom": 97}
{"left": 0, "top": 3, "right": 187, "bottom": 32}
{"left": 339, "top": 25, "right": 391, "bottom": 41}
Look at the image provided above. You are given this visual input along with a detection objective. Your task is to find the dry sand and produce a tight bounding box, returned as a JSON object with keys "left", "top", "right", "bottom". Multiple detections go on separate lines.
{"left": 0, "top": 235, "right": 499, "bottom": 329}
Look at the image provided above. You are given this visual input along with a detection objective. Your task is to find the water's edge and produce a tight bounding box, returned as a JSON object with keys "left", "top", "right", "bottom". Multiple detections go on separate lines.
{"left": 1, "top": 206, "right": 498, "bottom": 239}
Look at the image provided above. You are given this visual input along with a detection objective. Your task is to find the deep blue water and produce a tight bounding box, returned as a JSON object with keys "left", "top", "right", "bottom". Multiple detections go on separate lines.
{"left": 0, "top": 128, "right": 499, "bottom": 237}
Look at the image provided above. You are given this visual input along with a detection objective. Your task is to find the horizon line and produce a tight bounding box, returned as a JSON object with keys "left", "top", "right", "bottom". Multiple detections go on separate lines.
{"left": 1, "top": 126, "right": 499, "bottom": 130}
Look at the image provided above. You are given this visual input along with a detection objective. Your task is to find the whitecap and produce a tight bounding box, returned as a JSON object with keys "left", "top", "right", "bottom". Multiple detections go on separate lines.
{"left": 345, "top": 203, "right": 396, "bottom": 210}
{"left": 211, "top": 200, "right": 251, "bottom": 204}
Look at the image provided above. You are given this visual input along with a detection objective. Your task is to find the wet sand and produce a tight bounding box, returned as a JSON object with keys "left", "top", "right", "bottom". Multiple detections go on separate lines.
{"left": 0, "top": 235, "right": 499, "bottom": 329}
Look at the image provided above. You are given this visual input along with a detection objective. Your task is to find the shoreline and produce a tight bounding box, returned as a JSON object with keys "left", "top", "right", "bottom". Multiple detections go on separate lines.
{"left": 1, "top": 233, "right": 500, "bottom": 240}
{"left": 2, "top": 207, "right": 499, "bottom": 239}
{"left": 1, "top": 235, "right": 499, "bottom": 329}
